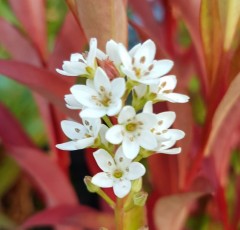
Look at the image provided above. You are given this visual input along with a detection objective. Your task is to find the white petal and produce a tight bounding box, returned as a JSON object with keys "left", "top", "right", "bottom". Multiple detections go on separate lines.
{"left": 161, "top": 129, "right": 185, "bottom": 140}
{"left": 70, "top": 85, "right": 98, "bottom": 107}
{"left": 56, "top": 141, "right": 77, "bottom": 151}
{"left": 87, "top": 38, "right": 97, "bottom": 67}
{"left": 96, "top": 49, "right": 107, "bottom": 60}
{"left": 106, "top": 40, "right": 121, "bottom": 65}
{"left": 64, "top": 94, "right": 83, "bottom": 110}
{"left": 129, "top": 43, "right": 141, "bottom": 56}
{"left": 114, "top": 146, "right": 132, "bottom": 169}
{"left": 111, "top": 78, "right": 125, "bottom": 99}
{"left": 126, "top": 162, "right": 146, "bottom": 180}
{"left": 62, "top": 61, "right": 87, "bottom": 75}
{"left": 118, "top": 106, "right": 136, "bottom": 124}
{"left": 75, "top": 137, "right": 95, "bottom": 149}
{"left": 107, "top": 100, "right": 122, "bottom": 116}
{"left": 80, "top": 108, "right": 106, "bottom": 118}
{"left": 92, "top": 172, "right": 113, "bottom": 188}
{"left": 136, "top": 113, "right": 157, "bottom": 129}
{"left": 156, "top": 139, "right": 176, "bottom": 149}
{"left": 105, "top": 125, "right": 123, "bottom": 144}
{"left": 159, "top": 93, "right": 190, "bottom": 103}
{"left": 156, "top": 111, "right": 176, "bottom": 130}
{"left": 113, "top": 179, "right": 131, "bottom": 198}
{"left": 70, "top": 53, "right": 84, "bottom": 62}
{"left": 134, "top": 39, "right": 156, "bottom": 65}
{"left": 56, "top": 68, "right": 79, "bottom": 76}
{"left": 118, "top": 44, "right": 132, "bottom": 68}
{"left": 151, "top": 59, "right": 173, "bottom": 77}
{"left": 137, "top": 131, "right": 157, "bottom": 150}
{"left": 61, "top": 120, "right": 86, "bottom": 140}
{"left": 133, "top": 84, "right": 147, "bottom": 98}
{"left": 93, "top": 149, "right": 115, "bottom": 172}
{"left": 94, "top": 67, "right": 111, "bottom": 92}
{"left": 121, "top": 67, "right": 138, "bottom": 81}
{"left": 84, "top": 117, "right": 101, "bottom": 137}
{"left": 157, "top": 147, "right": 181, "bottom": 154}
{"left": 99, "top": 124, "right": 108, "bottom": 146}
{"left": 122, "top": 138, "right": 140, "bottom": 159}
{"left": 159, "top": 75, "right": 177, "bottom": 90}
{"left": 139, "top": 78, "right": 161, "bottom": 85}
{"left": 143, "top": 101, "right": 153, "bottom": 113}
{"left": 86, "top": 79, "right": 95, "bottom": 89}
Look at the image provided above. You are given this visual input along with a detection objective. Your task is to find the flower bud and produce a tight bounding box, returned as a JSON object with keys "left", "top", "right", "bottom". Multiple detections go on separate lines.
{"left": 97, "top": 58, "right": 119, "bottom": 80}
{"left": 84, "top": 176, "right": 99, "bottom": 193}
{"left": 132, "top": 178, "right": 142, "bottom": 192}
{"left": 133, "top": 191, "right": 148, "bottom": 207}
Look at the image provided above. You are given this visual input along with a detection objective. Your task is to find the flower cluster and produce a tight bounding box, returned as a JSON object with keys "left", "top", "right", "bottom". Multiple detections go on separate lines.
{"left": 56, "top": 38, "right": 189, "bottom": 198}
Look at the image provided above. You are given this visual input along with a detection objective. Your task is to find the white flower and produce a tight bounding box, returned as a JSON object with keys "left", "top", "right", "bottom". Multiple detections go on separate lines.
{"left": 106, "top": 105, "right": 158, "bottom": 159}
{"left": 134, "top": 75, "right": 189, "bottom": 103}
{"left": 64, "top": 94, "right": 83, "bottom": 110}
{"left": 56, "top": 38, "right": 97, "bottom": 76}
{"left": 91, "top": 147, "right": 146, "bottom": 198}
{"left": 70, "top": 67, "right": 125, "bottom": 118}
{"left": 143, "top": 101, "right": 185, "bottom": 154}
{"left": 119, "top": 39, "right": 173, "bottom": 85}
{"left": 97, "top": 40, "right": 121, "bottom": 65}
{"left": 56, "top": 117, "right": 101, "bottom": 150}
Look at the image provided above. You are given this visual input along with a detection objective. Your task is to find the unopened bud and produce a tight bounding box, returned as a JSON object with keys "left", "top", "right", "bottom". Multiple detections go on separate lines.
{"left": 133, "top": 191, "right": 148, "bottom": 207}
{"left": 84, "top": 176, "right": 99, "bottom": 193}
{"left": 97, "top": 58, "right": 119, "bottom": 80}
{"left": 132, "top": 178, "right": 142, "bottom": 192}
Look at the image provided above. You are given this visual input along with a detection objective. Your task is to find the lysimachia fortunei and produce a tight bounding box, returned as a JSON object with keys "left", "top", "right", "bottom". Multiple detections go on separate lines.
{"left": 56, "top": 38, "right": 189, "bottom": 198}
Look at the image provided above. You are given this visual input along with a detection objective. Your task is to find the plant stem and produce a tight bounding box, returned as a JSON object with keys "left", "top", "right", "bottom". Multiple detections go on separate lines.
{"left": 97, "top": 189, "right": 115, "bottom": 209}
{"left": 115, "top": 198, "right": 124, "bottom": 230}
{"left": 103, "top": 115, "right": 113, "bottom": 127}
{"left": 115, "top": 196, "right": 147, "bottom": 229}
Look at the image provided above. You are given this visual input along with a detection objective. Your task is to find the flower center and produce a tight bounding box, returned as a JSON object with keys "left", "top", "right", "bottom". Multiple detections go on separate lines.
{"left": 126, "top": 122, "right": 138, "bottom": 132}
{"left": 101, "top": 95, "right": 111, "bottom": 106}
{"left": 133, "top": 67, "right": 141, "bottom": 78}
{"left": 113, "top": 169, "right": 123, "bottom": 179}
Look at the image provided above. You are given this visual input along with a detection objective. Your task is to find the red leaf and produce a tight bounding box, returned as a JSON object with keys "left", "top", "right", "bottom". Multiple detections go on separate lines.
{"left": 233, "top": 176, "right": 240, "bottom": 229}
{"left": 129, "top": 0, "right": 160, "bottom": 37}
{"left": 0, "top": 103, "right": 78, "bottom": 207}
{"left": 0, "top": 60, "right": 78, "bottom": 120}
{"left": 210, "top": 102, "right": 240, "bottom": 186}
{"left": 148, "top": 154, "right": 179, "bottom": 196}
{"left": 9, "top": 0, "right": 47, "bottom": 61}
{"left": 204, "top": 73, "right": 240, "bottom": 185}
{"left": 48, "top": 12, "right": 87, "bottom": 72}
{"left": 74, "top": 0, "right": 128, "bottom": 49}
{"left": 22, "top": 204, "right": 114, "bottom": 230}
{"left": 0, "top": 103, "right": 34, "bottom": 147}
{"left": 8, "top": 146, "right": 78, "bottom": 206}
{"left": 0, "top": 18, "right": 40, "bottom": 65}
{"left": 153, "top": 191, "right": 208, "bottom": 230}
{"left": 35, "top": 99, "right": 71, "bottom": 174}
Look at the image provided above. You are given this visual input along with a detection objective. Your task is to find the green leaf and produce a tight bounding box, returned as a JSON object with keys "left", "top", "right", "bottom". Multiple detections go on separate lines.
{"left": 0, "top": 214, "right": 16, "bottom": 229}
{"left": 0, "top": 155, "right": 20, "bottom": 197}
